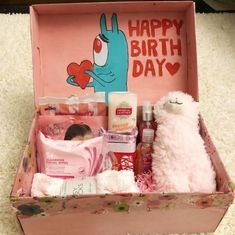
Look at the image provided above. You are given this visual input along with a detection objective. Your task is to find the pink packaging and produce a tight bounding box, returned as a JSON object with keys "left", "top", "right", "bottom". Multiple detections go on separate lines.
{"left": 38, "top": 115, "right": 107, "bottom": 140}
{"left": 103, "top": 129, "right": 137, "bottom": 171}
{"left": 38, "top": 93, "right": 107, "bottom": 116}
{"left": 107, "top": 142, "right": 136, "bottom": 171}
{"left": 37, "top": 132, "right": 105, "bottom": 178}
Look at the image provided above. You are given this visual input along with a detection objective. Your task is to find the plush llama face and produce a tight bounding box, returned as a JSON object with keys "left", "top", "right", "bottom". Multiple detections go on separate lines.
{"left": 154, "top": 91, "right": 199, "bottom": 122}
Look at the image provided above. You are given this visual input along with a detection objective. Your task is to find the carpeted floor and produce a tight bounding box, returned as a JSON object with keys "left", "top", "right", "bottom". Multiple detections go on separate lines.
{"left": 0, "top": 13, "right": 234, "bottom": 235}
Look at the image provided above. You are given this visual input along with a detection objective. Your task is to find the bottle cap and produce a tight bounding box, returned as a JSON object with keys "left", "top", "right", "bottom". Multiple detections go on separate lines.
{"left": 142, "top": 101, "right": 153, "bottom": 121}
{"left": 142, "top": 128, "right": 154, "bottom": 143}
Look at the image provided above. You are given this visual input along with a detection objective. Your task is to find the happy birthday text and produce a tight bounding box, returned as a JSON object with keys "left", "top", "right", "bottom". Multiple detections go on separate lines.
{"left": 128, "top": 18, "right": 183, "bottom": 77}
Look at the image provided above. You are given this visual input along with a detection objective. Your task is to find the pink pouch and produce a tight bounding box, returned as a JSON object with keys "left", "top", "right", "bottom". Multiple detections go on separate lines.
{"left": 37, "top": 132, "right": 105, "bottom": 179}
{"left": 38, "top": 93, "right": 107, "bottom": 116}
{"left": 38, "top": 115, "right": 107, "bottom": 140}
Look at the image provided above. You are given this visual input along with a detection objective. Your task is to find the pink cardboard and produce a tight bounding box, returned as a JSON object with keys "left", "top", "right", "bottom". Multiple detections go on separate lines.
{"left": 17, "top": 205, "right": 231, "bottom": 235}
{"left": 31, "top": 1, "right": 198, "bottom": 105}
{"left": 12, "top": 191, "right": 234, "bottom": 235}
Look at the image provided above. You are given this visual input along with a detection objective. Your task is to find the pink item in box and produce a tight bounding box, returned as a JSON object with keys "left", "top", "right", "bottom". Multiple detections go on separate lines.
{"left": 106, "top": 142, "right": 136, "bottom": 171}
{"left": 38, "top": 93, "right": 106, "bottom": 116}
{"left": 10, "top": 2, "right": 234, "bottom": 235}
{"left": 37, "top": 132, "right": 105, "bottom": 178}
{"left": 38, "top": 115, "right": 107, "bottom": 140}
{"left": 152, "top": 91, "right": 216, "bottom": 193}
{"left": 102, "top": 129, "right": 137, "bottom": 171}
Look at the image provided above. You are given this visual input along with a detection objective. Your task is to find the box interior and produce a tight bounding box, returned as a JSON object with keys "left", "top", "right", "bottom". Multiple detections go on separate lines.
{"left": 10, "top": 114, "right": 232, "bottom": 197}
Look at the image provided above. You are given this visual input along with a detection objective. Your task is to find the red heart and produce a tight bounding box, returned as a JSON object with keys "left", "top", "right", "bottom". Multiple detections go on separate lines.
{"left": 166, "top": 62, "right": 180, "bottom": 76}
{"left": 67, "top": 60, "right": 93, "bottom": 89}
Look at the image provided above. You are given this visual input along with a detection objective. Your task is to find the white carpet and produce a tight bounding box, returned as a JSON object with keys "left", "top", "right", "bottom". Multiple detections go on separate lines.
{"left": 0, "top": 13, "right": 234, "bottom": 235}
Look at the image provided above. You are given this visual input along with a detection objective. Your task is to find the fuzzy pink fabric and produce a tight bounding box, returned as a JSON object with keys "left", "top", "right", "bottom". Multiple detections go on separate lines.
{"left": 152, "top": 91, "right": 216, "bottom": 193}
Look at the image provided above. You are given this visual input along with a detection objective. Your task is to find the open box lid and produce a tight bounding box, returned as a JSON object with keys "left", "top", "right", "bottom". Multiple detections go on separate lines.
{"left": 30, "top": 1, "right": 198, "bottom": 106}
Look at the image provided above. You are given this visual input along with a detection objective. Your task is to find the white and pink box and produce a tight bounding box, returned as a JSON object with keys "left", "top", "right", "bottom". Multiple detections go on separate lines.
{"left": 10, "top": 2, "right": 234, "bottom": 235}
{"left": 103, "top": 130, "right": 137, "bottom": 171}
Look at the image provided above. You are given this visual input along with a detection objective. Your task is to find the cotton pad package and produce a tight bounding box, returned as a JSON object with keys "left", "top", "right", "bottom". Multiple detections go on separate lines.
{"left": 37, "top": 132, "right": 105, "bottom": 179}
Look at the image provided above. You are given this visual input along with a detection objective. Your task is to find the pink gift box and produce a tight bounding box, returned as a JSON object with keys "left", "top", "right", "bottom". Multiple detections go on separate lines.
{"left": 10, "top": 1, "right": 234, "bottom": 235}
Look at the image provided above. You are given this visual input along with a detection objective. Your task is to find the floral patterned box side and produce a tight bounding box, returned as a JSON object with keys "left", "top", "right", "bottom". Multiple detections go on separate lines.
{"left": 10, "top": 1, "right": 234, "bottom": 235}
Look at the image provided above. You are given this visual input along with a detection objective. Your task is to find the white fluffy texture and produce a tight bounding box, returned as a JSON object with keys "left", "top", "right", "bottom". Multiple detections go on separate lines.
{"left": 31, "top": 173, "right": 64, "bottom": 197}
{"left": 154, "top": 91, "right": 199, "bottom": 125}
{"left": 0, "top": 13, "right": 234, "bottom": 235}
{"left": 96, "top": 170, "right": 139, "bottom": 193}
{"left": 152, "top": 91, "right": 216, "bottom": 193}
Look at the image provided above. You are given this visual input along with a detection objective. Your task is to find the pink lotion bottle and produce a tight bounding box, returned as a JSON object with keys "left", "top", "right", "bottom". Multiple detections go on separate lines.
{"left": 135, "top": 128, "right": 155, "bottom": 175}
{"left": 138, "top": 101, "right": 157, "bottom": 142}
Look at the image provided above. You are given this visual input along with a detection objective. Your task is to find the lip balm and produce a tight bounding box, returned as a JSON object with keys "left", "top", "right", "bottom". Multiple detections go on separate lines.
{"left": 108, "top": 92, "right": 137, "bottom": 133}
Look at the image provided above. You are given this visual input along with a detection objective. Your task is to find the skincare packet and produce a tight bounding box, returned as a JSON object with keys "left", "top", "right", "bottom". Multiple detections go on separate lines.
{"left": 39, "top": 92, "right": 106, "bottom": 116}
{"left": 37, "top": 132, "right": 105, "bottom": 178}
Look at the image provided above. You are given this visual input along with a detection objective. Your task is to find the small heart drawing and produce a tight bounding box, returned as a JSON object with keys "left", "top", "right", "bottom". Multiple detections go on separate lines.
{"left": 166, "top": 62, "right": 180, "bottom": 76}
{"left": 67, "top": 60, "right": 93, "bottom": 89}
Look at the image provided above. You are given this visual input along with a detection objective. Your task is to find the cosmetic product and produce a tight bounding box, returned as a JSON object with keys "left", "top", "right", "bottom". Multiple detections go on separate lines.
{"left": 108, "top": 92, "right": 137, "bottom": 133}
{"left": 136, "top": 128, "right": 154, "bottom": 175}
{"left": 138, "top": 101, "right": 157, "bottom": 142}
{"left": 102, "top": 129, "right": 138, "bottom": 171}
